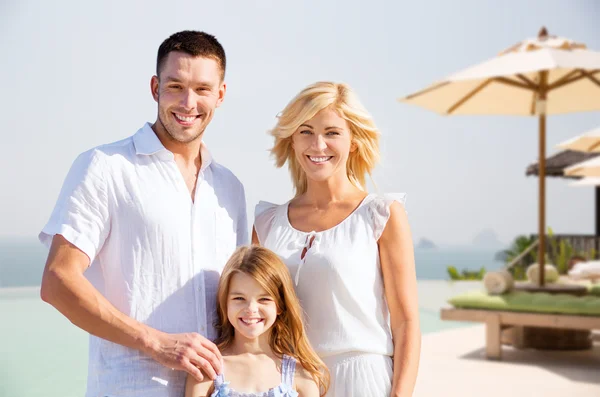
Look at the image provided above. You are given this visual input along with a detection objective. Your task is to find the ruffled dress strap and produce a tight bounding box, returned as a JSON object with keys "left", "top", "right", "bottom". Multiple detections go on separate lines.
{"left": 253, "top": 201, "right": 280, "bottom": 245}
{"left": 211, "top": 373, "right": 231, "bottom": 397}
{"left": 281, "top": 355, "right": 297, "bottom": 387}
{"left": 275, "top": 355, "right": 299, "bottom": 397}
{"left": 368, "top": 193, "right": 408, "bottom": 240}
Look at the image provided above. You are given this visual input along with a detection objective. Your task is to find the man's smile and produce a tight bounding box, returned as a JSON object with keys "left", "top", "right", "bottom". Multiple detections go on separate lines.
{"left": 173, "top": 112, "right": 200, "bottom": 125}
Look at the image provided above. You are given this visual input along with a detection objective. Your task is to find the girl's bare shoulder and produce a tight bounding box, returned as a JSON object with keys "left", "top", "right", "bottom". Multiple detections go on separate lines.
{"left": 184, "top": 375, "right": 214, "bottom": 397}
{"left": 294, "top": 363, "right": 320, "bottom": 397}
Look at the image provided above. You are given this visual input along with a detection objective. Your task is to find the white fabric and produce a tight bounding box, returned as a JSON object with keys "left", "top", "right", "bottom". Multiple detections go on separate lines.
{"left": 570, "top": 177, "right": 600, "bottom": 187}
{"left": 569, "top": 260, "right": 600, "bottom": 279}
{"left": 39, "top": 123, "right": 248, "bottom": 397}
{"left": 565, "top": 155, "right": 600, "bottom": 177}
{"left": 483, "top": 270, "right": 514, "bottom": 295}
{"left": 399, "top": 32, "right": 600, "bottom": 116}
{"left": 556, "top": 126, "right": 600, "bottom": 153}
{"left": 526, "top": 263, "right": 559, "bottom": 283}
{"left": 254, "top": 193, "right": 406, "bottom": 361}
{"left": 322, "top": 352, "right": 392, "bottom": 397}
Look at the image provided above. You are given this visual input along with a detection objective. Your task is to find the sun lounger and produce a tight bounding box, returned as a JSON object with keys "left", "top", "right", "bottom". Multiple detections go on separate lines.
{"left": 441, "top": 290, "right": 600, "bottom": 359}
{"left": 441, "top": 307, "right": 600, "bottom": 359}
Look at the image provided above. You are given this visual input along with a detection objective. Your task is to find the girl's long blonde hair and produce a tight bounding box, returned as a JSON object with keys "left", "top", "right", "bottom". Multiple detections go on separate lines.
{"left": 214, "top": 246, "right": 330, "bottom": 395}
{"left": 270, "top": 81, "right": 380, "bottom": 196}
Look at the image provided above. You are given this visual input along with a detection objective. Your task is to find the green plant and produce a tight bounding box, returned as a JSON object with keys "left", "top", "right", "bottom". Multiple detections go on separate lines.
{"left": 502, "top": 229, "right": 597, "bottom": 279}
{"left": 546, "top": 227, "right": 597, "bottom": 274}
{"left": 446, "top": 266, "right": 486, "bottom": 280}
{"left": 498, "top": 235, "right": 538, "bottom": 264}
{"left": 547, "top": 227, "right": 573, "bottom": 274}
{"left": 556, "top": 239, "right": 574, "bottom": 274}
{"left": 447, "top": 266, "right": 460, "bottom": 280}
{"left": 510, "top": 265, "right": 526, "bottom": 281}
{"left": 499, "top": 234, "right": 539, "bottom": 280}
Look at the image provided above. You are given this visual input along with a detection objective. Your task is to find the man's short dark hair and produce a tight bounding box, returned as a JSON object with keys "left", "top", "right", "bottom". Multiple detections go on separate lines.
{"left": 157, "top": 31, "right": 226, "bottom": 79}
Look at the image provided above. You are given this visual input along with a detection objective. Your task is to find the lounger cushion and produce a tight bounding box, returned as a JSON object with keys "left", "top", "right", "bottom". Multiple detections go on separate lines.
{"left": 590, "top": 283, "right": 600, "bottom": 297}
{"left": 448, "top": 290, "right": 600, "bottom": 316}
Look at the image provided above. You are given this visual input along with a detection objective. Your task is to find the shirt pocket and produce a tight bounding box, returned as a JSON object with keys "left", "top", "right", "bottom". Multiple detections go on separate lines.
{"left": 214, "top": 207, "right": 237, "bottom": 267}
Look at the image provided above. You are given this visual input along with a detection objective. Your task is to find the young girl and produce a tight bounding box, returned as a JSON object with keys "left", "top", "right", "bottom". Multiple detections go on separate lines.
{"left": 185, "top": 246, "right": 329, "bottom": 397}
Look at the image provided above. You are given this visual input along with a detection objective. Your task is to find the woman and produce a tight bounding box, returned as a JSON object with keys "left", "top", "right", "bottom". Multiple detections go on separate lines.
{"left": 252, "top": 82, "right": 420, "bottom": 397}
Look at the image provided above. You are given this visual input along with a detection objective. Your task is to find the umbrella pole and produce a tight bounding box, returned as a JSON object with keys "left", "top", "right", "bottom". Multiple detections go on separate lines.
{"left": 537, "top": 70, "right": 548, "bottom": 287}
{"left": 596, "top": 186, "right": 600, "bottom": 236}
{"left": 538, "top": 112, "right": 546, "bottom": 286}
{"left": 596, "top": 186, "right": 600, "bottom": 259}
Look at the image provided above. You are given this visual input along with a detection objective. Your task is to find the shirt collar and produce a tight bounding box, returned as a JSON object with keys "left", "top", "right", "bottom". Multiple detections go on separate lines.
{"left": 199, "top": 142, "right": 213, "bottom": 171}
{"left": 133, "top": 122, "right": 214, "bottom": 170}
{"left": 133, "top": 123, "right": 168, "bottom": 156}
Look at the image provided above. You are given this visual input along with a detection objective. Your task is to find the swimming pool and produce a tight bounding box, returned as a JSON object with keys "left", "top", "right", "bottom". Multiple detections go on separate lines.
{"left": 0, "top": 281, "right": 481, "bottom": 396}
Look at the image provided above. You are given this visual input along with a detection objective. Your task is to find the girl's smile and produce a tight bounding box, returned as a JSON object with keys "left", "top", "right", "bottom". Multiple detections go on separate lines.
{"left": 227, "top": 272, "right": 278, "bottom": 341}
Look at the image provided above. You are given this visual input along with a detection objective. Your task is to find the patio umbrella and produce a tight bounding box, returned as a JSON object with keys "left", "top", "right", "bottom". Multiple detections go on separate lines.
{"left": 565, "top": 156, "right": 600, "bottom": 177}
{"left": 570, "top": 177, "right": 600, "bottom": 186}
{"left": 399, "top": 27, "right": 600, "bottom": 287}
{"left": 557, "top": 126, "right": 600, "bottom": 153}
{"left": 526, "top": 150, "right": 600, "bottom": 236}
{"left": 526, "top": 150, "right": 599, "bottom": 178}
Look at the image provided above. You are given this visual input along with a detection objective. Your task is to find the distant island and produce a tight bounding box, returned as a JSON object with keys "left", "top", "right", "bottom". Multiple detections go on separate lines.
{"left": 415, "top": 238, "right": 437, "bottom": 249}
{"left": 412, "top": 229, "right": 507, "bottom": 251}
{"left": 472, "top": 228, "right": 505, "bottom": 249}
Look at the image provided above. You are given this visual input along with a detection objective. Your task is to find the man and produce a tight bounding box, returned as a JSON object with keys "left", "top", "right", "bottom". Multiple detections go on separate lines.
{"left": 39, "top": 31, "right": 247, "bottom": 396}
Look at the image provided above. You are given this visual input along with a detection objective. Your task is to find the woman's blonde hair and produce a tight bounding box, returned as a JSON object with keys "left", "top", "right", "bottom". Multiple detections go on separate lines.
{"left": 215, "top": 246, "right": 330, "bottom": 396}
{"left": 271, "top": 81, "right": 380, "bottom": 196}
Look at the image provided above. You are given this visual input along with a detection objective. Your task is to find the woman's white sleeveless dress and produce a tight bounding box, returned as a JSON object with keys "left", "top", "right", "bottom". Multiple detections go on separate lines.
{"left": 254, "top": 193, "right": 406, "bottom": 397}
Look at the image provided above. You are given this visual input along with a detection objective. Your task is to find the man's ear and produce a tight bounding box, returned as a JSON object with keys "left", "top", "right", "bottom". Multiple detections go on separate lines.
{"left": 215, "top": 82, "right": 226, "bottom": 108}
{"left": 151, "top": 75, "right": 159, "bottom": 102}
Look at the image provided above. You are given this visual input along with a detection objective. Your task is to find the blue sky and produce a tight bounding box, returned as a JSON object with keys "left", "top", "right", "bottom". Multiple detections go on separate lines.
{"left": 1, "top": 0, "right": 599, "bottom": 245}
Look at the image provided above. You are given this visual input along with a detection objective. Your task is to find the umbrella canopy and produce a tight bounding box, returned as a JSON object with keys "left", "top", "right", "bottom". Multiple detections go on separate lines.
{"left": 401, "top": 29, "right": 600, "bottom": 116}
{"left": 565, "top": 156, "right": 600, "bottom": 177}
{"left": 526, "top": 150, "right": 599, "bottom": 178}
{"left": 527, "top": 150, "right": 600, "bottom": 236}
{"left": 400, "top": 27, "right": 600, "bottom": 287}
{"left": 571, "top": 177, "right": 600, "bottom": 186}
{"left": 557, "top": 126, "right": 600, "bottom": 152}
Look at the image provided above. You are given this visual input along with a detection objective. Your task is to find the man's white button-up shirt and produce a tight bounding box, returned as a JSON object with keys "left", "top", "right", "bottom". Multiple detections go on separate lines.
{"left": 40, "top": 123, "right": 248, "bottom": 397}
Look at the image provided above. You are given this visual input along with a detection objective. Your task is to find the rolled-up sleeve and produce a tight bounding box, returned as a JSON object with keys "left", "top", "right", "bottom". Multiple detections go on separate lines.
{"left": 39, "top": 149, "right": 111, "bottom": 264}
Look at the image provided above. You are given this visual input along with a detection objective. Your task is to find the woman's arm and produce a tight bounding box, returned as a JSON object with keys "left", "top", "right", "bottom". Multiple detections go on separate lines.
{"left": 294, "top": 366, "right": 321, "bottom": 397}
{"left": 185, "top": 373, "right": 214, "bottom": 397}
{"left": 379, "top": 202, "right": 421, "bottom": 397}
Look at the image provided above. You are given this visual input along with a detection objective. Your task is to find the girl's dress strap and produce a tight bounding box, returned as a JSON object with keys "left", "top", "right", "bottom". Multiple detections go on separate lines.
{"left": 211, "top": 373, "right": 231, "bottom": 397}
{"left": 281, "top": 355, "right": 297, "bottom": 387}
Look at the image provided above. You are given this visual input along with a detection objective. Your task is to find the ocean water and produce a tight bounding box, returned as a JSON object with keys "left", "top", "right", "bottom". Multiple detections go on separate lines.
{"left": 0, "top": 237, "right": 504, "bottom": 287}
{"left": 0, "top": 238, "right": 49, "bottom": 288}
{"left": 0, "top": 237, "right": 497, "bottom": 396}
